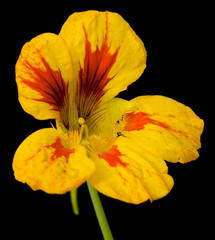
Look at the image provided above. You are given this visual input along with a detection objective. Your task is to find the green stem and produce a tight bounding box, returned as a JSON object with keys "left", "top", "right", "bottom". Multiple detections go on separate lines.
{"left": 87, "top": 181, "right": 114, "bottom": 240}
{"left": 70, "top": 188, "right": 79, "bottom": 215}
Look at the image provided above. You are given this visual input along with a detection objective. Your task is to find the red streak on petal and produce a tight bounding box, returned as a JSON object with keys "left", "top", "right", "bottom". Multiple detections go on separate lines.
{"left": 78, "top": 13, "right": 120, "bottom": 118}
{"left": 46, "top": 137, "right": 75, "bottom": 163}
{"left": 99, "top": 145, "right": 128, "bottom": 167}
{"left": 125, "top": 112, "right": 189, "bottom": 138}
{"left": 125, "top": 112, "right": 172, "bottom": 131}
{"left": 21, "top": 56, "right": 68, "bottom": 112}
{"left": 24, "top": 149, "right": 42, "bottom": 166}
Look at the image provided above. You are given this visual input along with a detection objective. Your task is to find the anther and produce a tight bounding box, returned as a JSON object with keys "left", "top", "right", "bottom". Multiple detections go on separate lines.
{"left": 78, "top": 117, "right": 85, "bottom": 126}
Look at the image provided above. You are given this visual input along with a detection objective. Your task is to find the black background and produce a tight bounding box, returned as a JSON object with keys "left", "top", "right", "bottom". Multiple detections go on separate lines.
{"left": 4, "top": 1, "right": 211, "bottom": 239}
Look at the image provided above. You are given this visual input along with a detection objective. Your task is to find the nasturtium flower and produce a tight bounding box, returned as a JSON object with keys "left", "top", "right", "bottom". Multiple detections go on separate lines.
{"left": 13, "top": 10, "right": 204, "bottom": 204}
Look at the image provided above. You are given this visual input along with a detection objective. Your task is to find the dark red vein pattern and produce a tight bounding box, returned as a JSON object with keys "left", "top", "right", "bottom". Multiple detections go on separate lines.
{"left": 78, "top": 13, "right": 120, "bottom": 119}
{"left": 20, "top": 56, "right": 68, "bottom": 112}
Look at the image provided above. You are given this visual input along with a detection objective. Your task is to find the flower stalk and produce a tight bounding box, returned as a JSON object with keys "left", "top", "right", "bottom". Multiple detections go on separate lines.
{"left": 87, "top": 181, "right": 114, "bottom": 240}
{"left": 70, "top": 188, "right": 79, "bottom": 215}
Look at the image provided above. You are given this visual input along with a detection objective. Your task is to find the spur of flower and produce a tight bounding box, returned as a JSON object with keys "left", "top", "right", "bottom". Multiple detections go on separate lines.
{"left": 13, "top": 10, "right": 204, "bottom": 204}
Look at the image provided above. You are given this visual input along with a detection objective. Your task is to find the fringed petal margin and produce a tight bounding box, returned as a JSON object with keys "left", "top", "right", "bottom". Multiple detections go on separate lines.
{"left": 13, "top": 128, "right": 95, "bottom": 194}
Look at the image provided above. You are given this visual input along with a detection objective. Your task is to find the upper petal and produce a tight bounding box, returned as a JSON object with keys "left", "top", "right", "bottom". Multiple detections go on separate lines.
{"left": 13, "top": 128, "right": 95, "bottom": 194}
{"left": 16, "top": 33, "right": 74, "bottom": 128}
{"left": 59, "top": 11, "right": 146, "bottom": 120}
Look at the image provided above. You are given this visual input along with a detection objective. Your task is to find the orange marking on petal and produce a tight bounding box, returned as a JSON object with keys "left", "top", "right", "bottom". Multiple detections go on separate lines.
{"left": 99, "top": 145, "right": 128, "bottom": 167}
{"left": 24, "top": 149, "right": 42, "bottom": 166}
{"left": 21, "top": 56, "right": 68, "bottom": 112}
{"left": 118, "top": 171, "right": 128, "bottom": 185}
{"left": 125, "top": 112, "right": 190, "bottom": 138}
{"left": 46, "top": 137, "right": 75, "bottom": 163}
{"left": 125, "top": 112, "right": 172, "bottom": 131}
{"left": 78, "top": 13, "right": 120, "bottom": 118}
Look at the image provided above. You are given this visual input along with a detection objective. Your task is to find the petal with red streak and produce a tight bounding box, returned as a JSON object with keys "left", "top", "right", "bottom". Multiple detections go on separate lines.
{"left": 13, "top": 128, "right": 95, "bottom": 194}
{"left": 89, "top": 136, "right": 173, "bottom": 204}
{"left": 59, "top": 11, "right": 146, "bottom": 120}
{"left": 16, "top": 33, "right": 73, "bottom": 127}
{"left": 124, "top": 95, "right": 204, "bottom": 163}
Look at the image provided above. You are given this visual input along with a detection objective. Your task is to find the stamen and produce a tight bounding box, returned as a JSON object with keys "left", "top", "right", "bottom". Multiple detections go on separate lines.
{"left": 79, "top": 117, "right": 89, "bottom": 141}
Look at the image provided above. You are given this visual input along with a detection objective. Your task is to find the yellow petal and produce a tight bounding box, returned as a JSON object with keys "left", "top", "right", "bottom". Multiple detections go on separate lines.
{"left": 59, "top": 11, "right": 146, "bottom": 121}
{"left": 89, "top": 136, "right": 173, "bottom": 204}
{"left": 16, "top": 33, "right": 75, "bottom": 128}
{"left": 124, "top": 95, "right": 204, "bottom": 163}
{"left": 13, "top": 128, "right": 95, "bottom": 194}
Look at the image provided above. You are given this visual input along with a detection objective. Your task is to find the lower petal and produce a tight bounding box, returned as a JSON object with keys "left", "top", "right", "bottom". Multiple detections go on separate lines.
{"left": 89, "top": 136, "right": 173, "bottom": 204}
{"left": 13, "top": 128, "right": 95, "bottom": 194}
{"left": 125, "top": 95, "right": 204, "bottom": 163}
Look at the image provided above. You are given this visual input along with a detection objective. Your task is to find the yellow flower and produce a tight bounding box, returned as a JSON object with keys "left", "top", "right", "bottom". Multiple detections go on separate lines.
{"left": 13, "top": 10, "right": 204, "bottom": 204}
